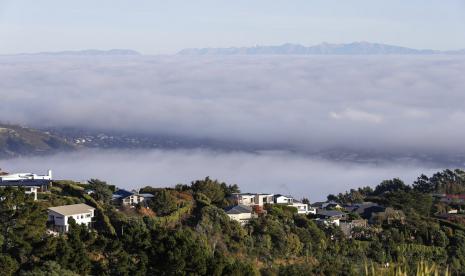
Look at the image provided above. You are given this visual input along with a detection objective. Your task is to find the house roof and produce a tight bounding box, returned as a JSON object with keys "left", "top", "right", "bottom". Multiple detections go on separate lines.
{"left": 233, "top": 193, "right": 273, "bottom": 196}
{"left": 274, "top": 194, "right": 293, "bottom": 199}
{"left": 139, "top": 193, "right": 154, "bottom": 198}
{"left": 317, "top": 209, "right": 345, "bottom": 218}
{"left": 48, "top": 203, "right": 94, "bottom": 216}
{"left": 225, "top": 204, "right": 253, "bottom": 215}
{"left": 311, "top": 201, "right": 325, "bottom": 207}
{"left": 0, "top": 179, "right": 49, "bottom": 186}
{"left": 113, "top": 189, "right": 134, "bottom": 198}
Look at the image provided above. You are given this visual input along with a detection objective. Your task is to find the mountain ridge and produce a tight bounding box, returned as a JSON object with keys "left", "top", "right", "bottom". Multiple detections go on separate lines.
{"left": 178, "top": 42, "right": 464, "bottom": 55}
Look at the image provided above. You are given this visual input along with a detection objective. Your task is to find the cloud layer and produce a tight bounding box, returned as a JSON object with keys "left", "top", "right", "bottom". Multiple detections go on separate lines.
{"left": 1, "top": 55, "right": 465, "bottom": 155}
{"left": 0, "top": 149, "right": 440, "bottom": 201}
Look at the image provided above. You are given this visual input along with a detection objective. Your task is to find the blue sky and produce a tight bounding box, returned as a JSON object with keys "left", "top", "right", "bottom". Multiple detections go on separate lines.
{"left": 0, "top": 0, "right": 464, "bottom": 54}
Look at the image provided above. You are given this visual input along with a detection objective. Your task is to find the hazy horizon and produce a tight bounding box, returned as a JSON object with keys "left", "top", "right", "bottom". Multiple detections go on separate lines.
{"left": 1, "top": 1, "right": 465, "bottom": 54}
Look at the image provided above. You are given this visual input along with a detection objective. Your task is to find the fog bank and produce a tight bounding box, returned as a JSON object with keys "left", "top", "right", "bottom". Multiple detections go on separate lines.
{"left": 1, "top": 149, "right": 440, "bottom": 201}
{"left": 1, "top": 55, "right": 465, "bottom": 155}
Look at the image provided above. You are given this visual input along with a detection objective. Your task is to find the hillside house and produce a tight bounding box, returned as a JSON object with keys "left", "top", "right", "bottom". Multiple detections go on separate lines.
{"left": 315, "top": 210, "right": 346, "bottom": 226}
{"left": 291, "top": 202, "right": 316, "bottom": 214}
{"left": 113, "top": 189, "right": 153, "bottom": 206}
{"left": 0, "top": 170, "right": 53, "bottom": 191}
{"left": 322, "top": 201, "right": 343, "bottom": 210}
{"left": 47, "top": 203, "right": 95, "bottom": 233}
{"left": 225, "top": 204, "right": 255, "bottom": 225}
{"left": 231, "top": 193, "right": 274, "bottom": 207}
{"left": 273, "top": 195, "right": 315, "bottom": 214}
{"left": 345, "top": 202, "right": 386, "bottom": 222}
{"left": 274, "top": 194, "right": 294, "bottom": 204}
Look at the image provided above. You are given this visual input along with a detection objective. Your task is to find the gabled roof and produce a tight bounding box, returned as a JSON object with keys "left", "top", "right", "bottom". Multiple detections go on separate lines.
{"left": 225, "top": 204, "right": 253, "bottom": 215}
{"left": 48, "top": 204, "right": 94, "bottom": 216}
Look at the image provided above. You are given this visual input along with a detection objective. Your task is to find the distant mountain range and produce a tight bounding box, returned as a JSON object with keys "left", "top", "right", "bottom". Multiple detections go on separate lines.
{"left": 14, "top": 49, "right": 141, "bottom": 56}
{"left": 178, "top": 42, "right": 465, "bottom": 55}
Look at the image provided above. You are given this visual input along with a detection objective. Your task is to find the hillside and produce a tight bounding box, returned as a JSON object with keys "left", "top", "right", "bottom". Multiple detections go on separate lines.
{"left": 178, "top": 42, "right": 463, "bottom": 55}
{"left": 3, "top": 171, "right": 465, "bottom": 275}
{"left": 0, "top": 124, "right": 76, "bottom": 158}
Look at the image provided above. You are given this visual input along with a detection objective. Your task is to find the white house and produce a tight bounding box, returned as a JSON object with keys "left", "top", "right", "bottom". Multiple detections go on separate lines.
{"left": 48, "top": 203, "right": 95, "bottom": 233}
{"left": 0, "top": 170, "right": 52, "bottom": 182}
{"left": 0, "top": 170, "right": 52, "bottom": 192}
{"left": 290, "top": 202, "right": 316, "bottom": 215}
{"left": 273, "top": 195, "right": 314, "bottom": 215}
{"left": 315, "top": 210, "right": 345, "bottom": 226}
{"left": 225, "top": 204, "right": 255, "bottom": 225}
{"left": 231, "top": 193, "right": 274, "bottom": 207}
{"left": 274, "top": 194, "right": 294, "bottom": 204}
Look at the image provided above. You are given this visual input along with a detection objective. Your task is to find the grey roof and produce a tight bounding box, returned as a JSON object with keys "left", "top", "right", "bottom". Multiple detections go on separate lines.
{"left": 352, "top": 203, "right": 385, "bottom": 219}
{"left": 317, "top": 209, "right": 345, "bottom": 218}
{"left": 233, "top": 193, "right": 273, "bottom": 196}
{"left": 311, "top": 201, "right": 325, "bottom": 207}
{"left": 225, "top": 204, "right": 252, "bottom": 215}
{"left": 48, "top": 204, "right": 94, "bottom": 216}
{"left": 139, "top": 193, "right": 154, "bottom": 198}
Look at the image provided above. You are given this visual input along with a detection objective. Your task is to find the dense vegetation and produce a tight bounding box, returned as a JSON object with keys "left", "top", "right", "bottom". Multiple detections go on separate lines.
{"left": 2, "top": 170, "right": 465, "bottom": 275}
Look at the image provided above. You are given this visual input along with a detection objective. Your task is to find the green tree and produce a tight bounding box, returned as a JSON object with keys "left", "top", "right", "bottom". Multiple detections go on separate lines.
{"left": 58, "top": 219, "right": 91, "bottom": 274}
{"left": 0, "top": 254, "right": 19, "bottom": 276}
{"left": 0, "top": 187, "right": 47, "bottom": 265}
{"left": 373, "top": 178, "right": 410, "bottom": 196}
{"left": 87, "top": 179, "right": 113, "bottom": 203}
{"left": 149, "top": 190, "right": 177, "bottom": 216}
{"left": 191, "top": 177, "right": 226, "bottom": 204}
{"left": 20, "top": 261, "right": 79, "bottom": 276}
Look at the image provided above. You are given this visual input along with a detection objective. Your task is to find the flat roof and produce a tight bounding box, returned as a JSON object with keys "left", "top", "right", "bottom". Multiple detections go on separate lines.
{"left": 48, "top": 203, "right": 94, "bottom": 216}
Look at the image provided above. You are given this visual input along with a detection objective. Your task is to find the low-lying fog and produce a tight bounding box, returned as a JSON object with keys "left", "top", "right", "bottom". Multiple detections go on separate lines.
{"left": 2, "top": 55, "right": 465, "bottom": 155}
{"left": 1, "top": 149, "right": 440, "bottom": 201}
{"left": 1, "top": 55, "right": 463, "bottom": 199}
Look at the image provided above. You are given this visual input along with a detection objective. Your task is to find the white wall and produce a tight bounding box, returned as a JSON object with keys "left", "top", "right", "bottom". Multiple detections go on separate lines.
{"left": 227, "top": 212, "right": 253, "bottom": 225}
{"left": 48, "top": 209, "right": 94, "bottom": 232}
